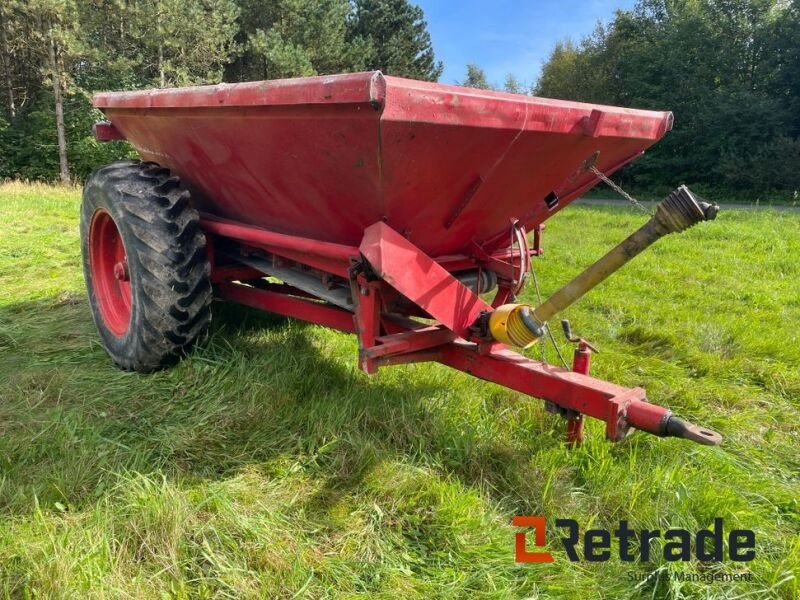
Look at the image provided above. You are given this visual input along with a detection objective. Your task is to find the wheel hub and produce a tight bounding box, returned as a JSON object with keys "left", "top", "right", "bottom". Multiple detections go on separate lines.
{"left": 89, "top": 209, "right": 132, "bottom": 336}
{"left": 113, "top": 260, "right": 129, "bottom": 281}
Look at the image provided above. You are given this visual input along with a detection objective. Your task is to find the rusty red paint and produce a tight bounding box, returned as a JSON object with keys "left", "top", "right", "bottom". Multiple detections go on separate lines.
{"left": 360, "top": 221, "right": 492, "bottom": 338}
{"left": 92, "top": 121, "right": 124, "bottom": 142}
{"left": 351, "top": 276, "right": 382, "bottom": 374}
{"left": 94, "top": 71, "right": 671, "bottom": 258}
{"left": 365, "top": 326, "right": 457, "bottom": 360}
{"left": 216, "top": 282, "right": 355, "bottom": 333}
{"left": 198, "top": 212, "right": 695, "bottom": 445}
{"left": 89, "top": 209, "right": 131, "bottom": 336}
{"left": 566, "top": 342, "right": 592, "bottom": 447}
{"left": 90, "top": 72, "right": 716, "bottom": 447}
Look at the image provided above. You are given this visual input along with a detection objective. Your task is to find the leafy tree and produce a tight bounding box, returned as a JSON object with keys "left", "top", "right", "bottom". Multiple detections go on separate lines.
{"left": 535, "top": 41, "right": 583, "bottom": 99}
{"left": 0, "top": 0, "right": 240, "bottom": 181}
{"left": 535, "top": 0, "right": 800, "bottom": 196}
{"left": 0, "top": 0, "right": 52, "bottom": 123}
{"left": 11, "top": 0, "right": 84, "bottom": 183}
{"left": 74, "top": 0, "right": 239, "bottom": 90}
{"left": 762, "top": 0, "right": 800, "bottom": 135}
{"left": 349, "top": 0, "right": 443, "bottom": 80}
{"left": 503, "top": 74, "right": 523, "bottom": 94}
{"left": 461, "top": 64, "right": 491, "bottom": 89}
{"left": 0, "top": 2, "right": 18, "bottom": 120}
{"left": 0, "top": 0, "right": 444, "bottom": 181}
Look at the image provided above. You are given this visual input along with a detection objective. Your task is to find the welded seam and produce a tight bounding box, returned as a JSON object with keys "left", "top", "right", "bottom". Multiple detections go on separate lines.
{"left": 443, "top": 102, "right": 531, "bottom": 236}
{"left": 483, "top": 101, "right": 530, "bottom": 183}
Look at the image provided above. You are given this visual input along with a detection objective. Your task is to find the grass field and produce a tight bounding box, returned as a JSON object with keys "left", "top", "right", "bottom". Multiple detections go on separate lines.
{"left": 0, "top": 181, "right": 798, "bottom": 599}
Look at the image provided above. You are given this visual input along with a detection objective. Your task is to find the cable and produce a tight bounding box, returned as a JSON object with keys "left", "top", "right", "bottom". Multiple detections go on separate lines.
{"left": 529, "top": 253, "right": 570, "bottom": 369}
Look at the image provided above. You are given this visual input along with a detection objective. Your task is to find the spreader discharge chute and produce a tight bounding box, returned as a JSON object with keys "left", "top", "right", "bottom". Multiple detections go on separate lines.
{"left": 85, "top": 71, "right": 722, "bottom": 448}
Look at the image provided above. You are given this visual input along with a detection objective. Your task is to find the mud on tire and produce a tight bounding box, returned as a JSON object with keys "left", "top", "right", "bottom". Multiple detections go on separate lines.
{"left": 80, "top": 160, "right": 212, "bottom": 372}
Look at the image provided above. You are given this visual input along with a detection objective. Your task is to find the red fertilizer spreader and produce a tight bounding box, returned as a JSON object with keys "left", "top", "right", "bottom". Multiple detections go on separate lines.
{"left": 84, "top": 72, "right": 721, "bottom": 447}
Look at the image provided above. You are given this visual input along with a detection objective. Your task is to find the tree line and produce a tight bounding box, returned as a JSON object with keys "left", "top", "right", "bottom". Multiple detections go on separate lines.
{"left": 0, "top": 0, "right": 441, "bottom": 183}
{"left": 1, "top": 0, "right": 798, "bottom": 199}
{"left": 463, "top": 0, "right": 800, "bottom": 199}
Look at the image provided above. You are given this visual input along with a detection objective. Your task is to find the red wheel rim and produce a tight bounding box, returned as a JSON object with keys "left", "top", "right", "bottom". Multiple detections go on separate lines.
{"left": 89, "top": 209, "right": 132, "bottom": 336}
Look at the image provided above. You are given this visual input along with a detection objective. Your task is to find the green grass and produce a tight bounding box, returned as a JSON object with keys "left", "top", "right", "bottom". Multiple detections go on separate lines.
{"left": 580, "top": 184, "right": 800, "bottom": 206}
{"left": 0, "top": 181, "right": 798, "bottom": 598}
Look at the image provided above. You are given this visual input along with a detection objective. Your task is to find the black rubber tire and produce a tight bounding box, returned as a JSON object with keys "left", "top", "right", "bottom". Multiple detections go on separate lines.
{"left": 80, "top": 160, "right": 212, "bottom": 372}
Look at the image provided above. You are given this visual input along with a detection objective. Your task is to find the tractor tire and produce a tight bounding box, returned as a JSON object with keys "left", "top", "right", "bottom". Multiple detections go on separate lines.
{"left": 80, "top": 160, "right": 212, "bottom": 372}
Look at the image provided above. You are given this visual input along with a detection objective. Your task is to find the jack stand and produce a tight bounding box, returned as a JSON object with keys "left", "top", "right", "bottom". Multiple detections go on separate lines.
{"left": 562, "top": 319, "right": 598, "bottom": 447}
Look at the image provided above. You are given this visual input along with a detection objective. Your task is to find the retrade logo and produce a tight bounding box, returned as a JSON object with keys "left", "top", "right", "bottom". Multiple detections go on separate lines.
{"left": 511, "top": 516, "right": 554, "bottom": 563}
{"left": 513, "top": 517, "right": 755, "bottom": 564}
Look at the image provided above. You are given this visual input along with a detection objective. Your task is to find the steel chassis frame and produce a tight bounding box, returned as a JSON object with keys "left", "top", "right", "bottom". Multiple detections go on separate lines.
{"left": 205, "top": 213, "right": 677, "bottom": 446}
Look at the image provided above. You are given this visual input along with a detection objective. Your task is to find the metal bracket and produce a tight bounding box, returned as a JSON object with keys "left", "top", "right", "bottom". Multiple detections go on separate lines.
{"left": 561, "top": 319, "right": 599, "bottom": 353}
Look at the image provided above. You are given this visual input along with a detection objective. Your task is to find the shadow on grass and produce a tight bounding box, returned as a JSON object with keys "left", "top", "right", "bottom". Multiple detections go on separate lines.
{"left": 0, "top": 294, "right": 561, "bottom": 518}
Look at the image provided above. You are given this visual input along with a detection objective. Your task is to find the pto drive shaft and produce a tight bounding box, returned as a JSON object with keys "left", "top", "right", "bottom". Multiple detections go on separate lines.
{"left": 489, "top": 186, "right": 719, "bottom": 346}
{"left": 532, "top": 185, "right": 718, "bottom": 324}
{"left": 487, "top": 186, "right": 722, "bottom": 446}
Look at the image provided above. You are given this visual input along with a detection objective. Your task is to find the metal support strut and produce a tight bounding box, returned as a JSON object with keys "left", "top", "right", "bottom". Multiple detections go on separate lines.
{"left": 566, "top": 341, "right": 591, "bottom": 447}
{"left": 208, "top": 215, "right": 722, "bottom": 448}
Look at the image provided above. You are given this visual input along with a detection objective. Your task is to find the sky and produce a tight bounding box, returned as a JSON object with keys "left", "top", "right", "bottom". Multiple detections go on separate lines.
{"left": 415, "top": 0, "right": 637, "bottom": 89}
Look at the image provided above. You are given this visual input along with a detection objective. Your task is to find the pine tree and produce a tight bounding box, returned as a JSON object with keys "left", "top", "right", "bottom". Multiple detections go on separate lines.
{"left": 227, "top": 0, "right": 370, "bottom": 81}
{"left": 461, "top": 64, "right": 491, "bottom": 89}
{"left": 349, "top": 0, "right": 443, "bottom": 81}
{"left": 133, "top": 0, "right": 240, "bottom": 87}
{"left": 503, "top": 74, "right": 523, "bottom": 94}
